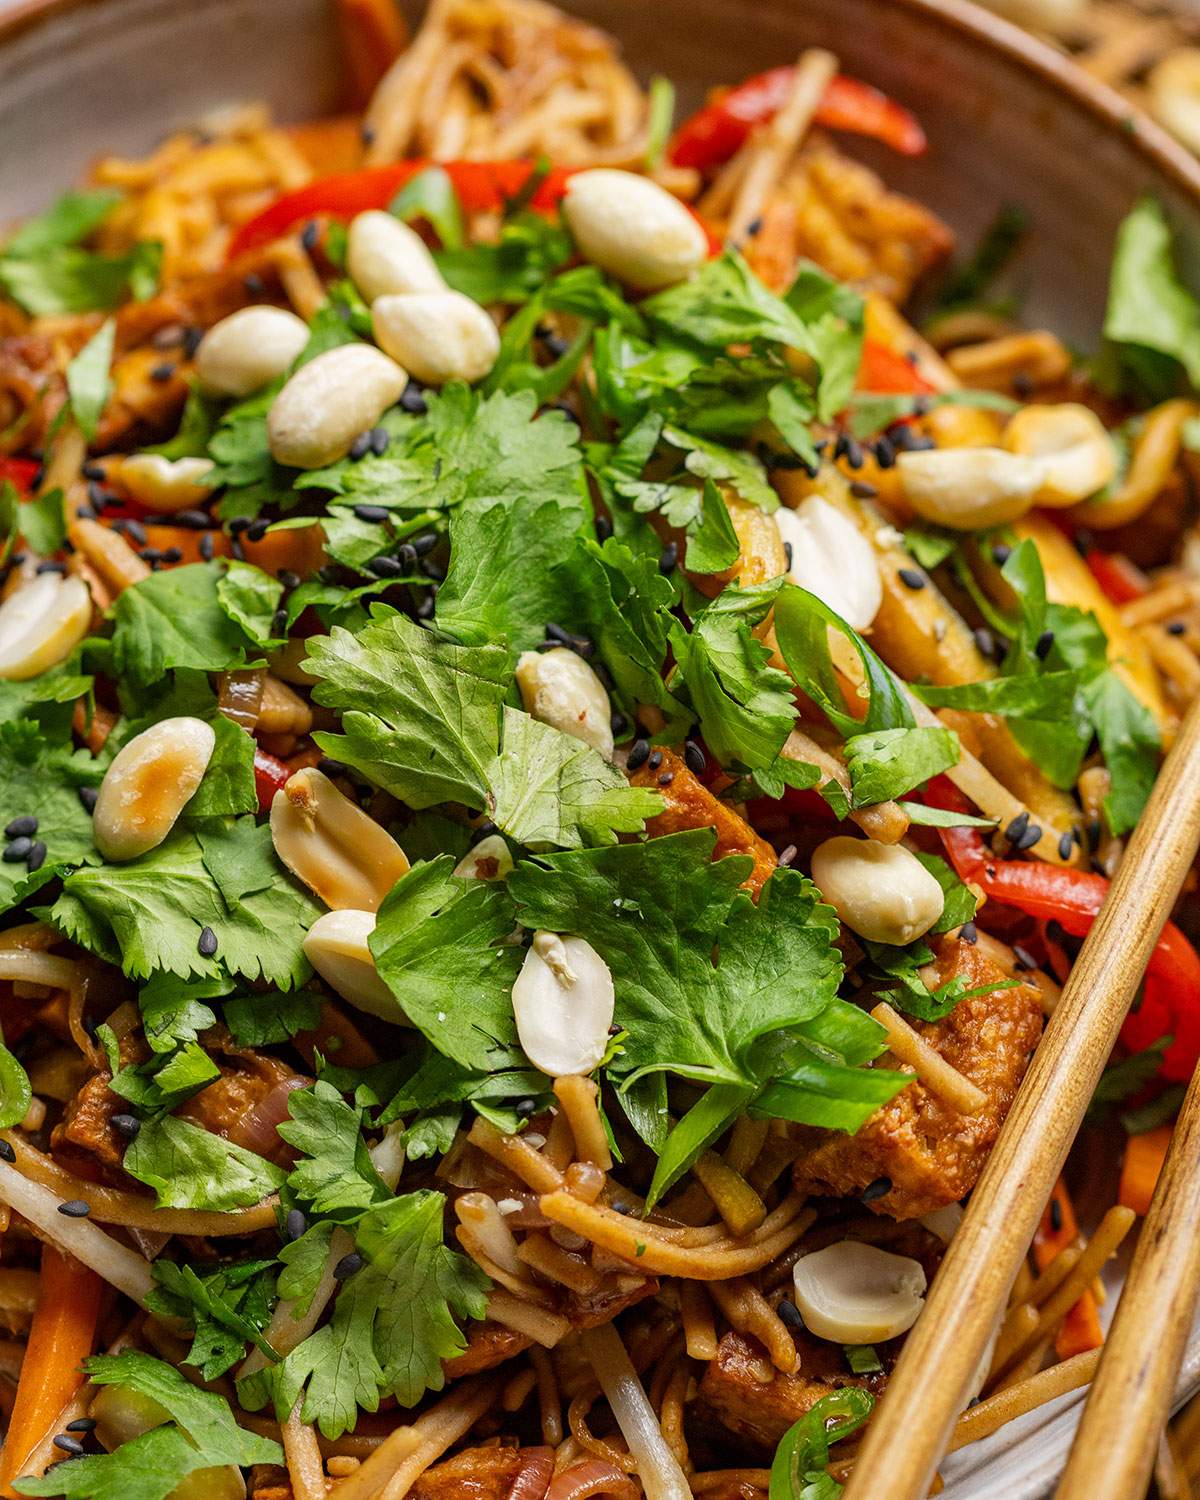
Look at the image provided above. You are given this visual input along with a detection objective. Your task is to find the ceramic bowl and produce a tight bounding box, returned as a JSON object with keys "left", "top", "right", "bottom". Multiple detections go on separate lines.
{"left": 2, "top": 0, "right": 1199, "bottom": 1492}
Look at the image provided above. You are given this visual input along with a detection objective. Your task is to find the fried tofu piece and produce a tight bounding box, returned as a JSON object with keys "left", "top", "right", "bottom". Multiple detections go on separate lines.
{"left": 629, "top": 747, "right": 776, "bottom": 896}
{"left": 792, "top": 936, "right": 1043, "bottom": 1219}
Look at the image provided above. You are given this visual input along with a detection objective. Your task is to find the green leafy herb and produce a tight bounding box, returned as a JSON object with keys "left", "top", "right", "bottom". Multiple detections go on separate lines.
{"left": 509, "top": 830, "right": 843, "bottom": 1090}
{"left": 148, "top": 1259, "right": 278, "bottom": 1379}
{"left": 109, "top": 563, "right": 262, "bottom": 688}
{"left": 66, "top": 319, "right": 115, "bottom": 442}
{"left": 15, "top": 1351, "right": 281, "bottom": 1500}
{"left": 389, "top": 166, "right": 465, "bottom": 250}
{"left": 5, "top": 189, "right": 123, "bottom": 257}
{"left": 124, "top": 1113, "right": 285, "bottom": 1210}
{"left": 768, "top": 1388, "right": 874, "bottom": 1500}
{"left": 0, "top": 722, "right": 102, "bottom": 912}
{"left": 843, "top": 725, "right": 959, "bottom": 806}
{"left": 1102, "top": 196, "right": 1200, "bottom": 400}
{"left": 278, "top": 1080, "right": 392, "bottom": 1214}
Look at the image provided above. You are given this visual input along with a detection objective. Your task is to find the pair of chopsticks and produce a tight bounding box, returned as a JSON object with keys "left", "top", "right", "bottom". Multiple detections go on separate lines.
{"left": 841, "top": 694, "right": 1200, "bottom": 1500}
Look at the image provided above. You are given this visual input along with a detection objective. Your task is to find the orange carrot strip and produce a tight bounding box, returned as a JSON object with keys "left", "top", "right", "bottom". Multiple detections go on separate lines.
{"left": 1033, "top": 1177, "right": 1103, "bottom": 1361}
{"left": 337, "top": 0, "right": 408, "bottom": 111}
{"left": 0, "top": 1247, "right": 103, "bottom": 1496}
{"left": 1118, "top": 1124, "right": 1173, "bottom": 1218}
{"left": 141, "top": 525, "right": 231, "bottom": 567}
{"left": 287, "top": 116, "right": 369, "bottom": 176}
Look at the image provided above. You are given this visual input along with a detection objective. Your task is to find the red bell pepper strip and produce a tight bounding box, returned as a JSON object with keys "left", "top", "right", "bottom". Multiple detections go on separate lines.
{"left": 668, "top": 67, "right": 926, "bottom": 171}
{"left": 925, "top": 775, "right": 1200, "bottom": 1081}
{"left": 0, "top": 457, "right": 39, "bottom": 497}
{"left": 227, "top": 160, "right": 574, "bottom": 260}
{"left": 253, "top": 747, "right": 292, "bottom": 812}
{"left": 1083, "top": 547, "right": 1148, "bottom": 607}
{"left": 856, "top": 337, "right": 936, "bottom": 396}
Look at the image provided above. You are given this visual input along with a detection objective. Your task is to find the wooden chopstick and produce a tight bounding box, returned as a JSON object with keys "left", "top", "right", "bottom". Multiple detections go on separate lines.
{"left": 1054, "top": 1055, "right": 1200, "bottom": 1498}
{"left": 841, "top": 695, "right": 1200, "bottom": 1500}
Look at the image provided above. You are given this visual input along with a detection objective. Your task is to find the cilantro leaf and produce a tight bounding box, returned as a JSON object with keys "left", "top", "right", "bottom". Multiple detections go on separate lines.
{"left": 5, "top": 189, "right": 123, "bottom": 256}
{"left": 669, "top": 580, "right": 813, "bottom": 797}
{"left": 66, "top": 319, "right": 115, "bottom": 442}
{"left": 148, "top": 1259, "right": 278, "bottom": 1378}
{"left": 1103, "top": 196, "right": 1200, "bottom": 400}
{"left": 508, "top": 831, "right": 843, "bottom": 1089}
{"left": 0, "top": 242, "right": 160, "bottom": 319}
{"left": 265, "top": 1190, "right": 489, "bottom": 1437}
{"left": 216, "top": 560, "right": 285, "bottom": 649}
{"left": 843, "top": 725, "right": 959, "bottom": 806}
{"left": 15, "top": 1352, "right": 281, "bottom": 1500}
{"left": 277, "top": 1081, "right": 391, "bottom": 1215}
{"left": 51, "top": 820, "right": 319, "bottom": 986}
{"left": 0, "top": 723, "right": 102, "bottom": 912}
{"left": 306, "top": 611, "right": 511, "bottom": 809}
{"left": 642, "top": 250, "right": 812, "bottom": 352}
{"left": 123, "top": 1114, "right": 284, "bottom": 1210}
{"left": 491, "top": 707, "right": 660, "bottom": 849}
{"left": 109, "top": 564, "right": 260, "bottom": 688}
{"left": 223, "top": 989, "right": 322, "bottom": 1047}
{"left": 370, "top": 856, "right": 524, "bottom": 1070}
{"left": 308, "top": 613, "right": 657, "bottom": 846}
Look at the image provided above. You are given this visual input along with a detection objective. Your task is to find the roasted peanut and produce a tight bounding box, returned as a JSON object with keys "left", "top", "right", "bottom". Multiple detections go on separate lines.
{"left": 93, "top": 717, "right": 216, "bottom": 862}
{"left": 267, "top": 344, "right": 407, "bottom": 469}
{"left": 269, "top": 767, "right": 409, "bottom": 910}
{"left": 194, "top": 305, "right": 310, "bottom": 397}
{"left": 0, "top": 573, "right": 91, "bottom": 681}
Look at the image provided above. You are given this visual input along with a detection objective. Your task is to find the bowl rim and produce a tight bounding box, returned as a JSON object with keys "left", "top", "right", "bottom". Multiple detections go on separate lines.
{"left": 3, "top": 0, "right": 1200, "bottom": 204}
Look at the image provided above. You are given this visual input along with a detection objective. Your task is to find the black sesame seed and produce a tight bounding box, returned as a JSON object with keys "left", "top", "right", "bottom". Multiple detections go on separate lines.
{"left": 1015, "top": 822, "right": 1042, "bottom": 852}
{"left": 973, "top": 627, "right": 997, "bottom": 661}
{"left": 277, "top": 569, "right": 302, "bottom": 589}
{"left": 25, "top": 841, "right": 46, "bottom": 873}
{"left": 627, "top": 738, "right": 651, "bottom": 771}
{"left": 285, "top": 1207, "right": 308, "bottom": 1242}
{"left": 245, "top": 520, "right": 270, "bottom": 544}
{"left": 1012, "top": 371, "right": 1033, "bottom": 399}
{"left": 369, "top": 426, "right": 390, "bottom": 456}
{"left": 174, "top": 509, "right": 211, "bottom": 529}
{"left": 139, "top": 547, "right": 163, "bottom": 565}
{"left": 78, "top": 787, "right": 98, "bottom": 815}
{"left": 397, "top": 543, "right": 418, "bottom": 570}
{"left": 149, "top": 362, "right": 176, "bottom": 383}
{"left": 242, "top": 272, "right": 265, "bottom": 296}
{"left": 333, "top": 1251, "right": 363, "bottom": 1281}
{"left": 300, "top": 220, "right": 320, "bottom": 253}
{"left": 594, "top": 514, "right": 613, "bottom": 542}
{"left": 0, "top": 1140, "right": 14, "bottom": 1163}
{"left": 75, "top": 503, "right": 97, "bottom": 521}
{"left": 65, "top": 1419, "right": 96, "bottom": 1434}
{"left": 1086, "top": 817, "right": 1103, "bottom": 852}
{"left": 368, "top": 555, "right": 404, "bottom": 578}
{"left": 3, "top": 838, "right": 31, "bottom": 863}
{"left": 353, "top": 503, "right": 390, "bottom": 523}
{"left": 82, "top": 460, "right": 106, "bottom": 482}
{"left": 1013, "top": 944, "right": 1037, "bottom": 972}
{"left": 992, "top": 542, "right": 1012, "bottom": 566}
{"left": 1058, "top": 830, "right": 1074, "bottom": 861}
{"left": 271, "top": 608, "right": 289, "bottom": 636}
{"left": 112, "top": 1114, "right": 141, "bottom": 1139}
{"left": 318, "top": 757, "right": 349, "bottom": 777}
{"left": 160, "top": 546, "right": 183, "bottom": 565}
{"left": 745, "top": 216, "right": 764, "bottom": 238}
{"left": 411, "top": 532, "right": 438, "bottom": 557}
{"left": 360, "top": 122, "right": 376, "bottom": 145}
{"left": 611, "top": 1200, "right": 632, "bottom": 1215}
{"left": 349, "top": 431, "right": 372, "bottom": 462}
{"left": 183, "top": 325, "right": 204, "bottom": 358}
{"left": 228, "top": 515, "right": 252, "bottom": 535}
{"left": 898, "top": 567, "right": 926, "bottom": 591}
{"left": 782, "top": 540, "right": 793, "bottom": 570}
{"left": 874, "top": 435, "right": 897, "bottom": 470}
{"left": 197, "top": 925, "right": 218, "bottom": 957}
{"left": 861, "top": 1175, "right": 893, "bottom": 1202}
{"left": 57, "top": 1200, "right": 90, "bottom": 1218}
{"left": 1034, "top": 629, "right": 1055, "bottom": 660}
{"left": 514, "top": 1097, "right": 537, "bottom": 1118}
{"left": 657, "top": 771, "right": 675, "bottom": 786}
{"left": 647, "top": 750, "right": 663, "bottom": 771}
{"left": 35, "top": 561, "right": 67, "bottom": 576}
{"left": 199, "top": 533, "right": 214, "bottom": 561}
{"left": 959, "top": 921, "right": 978, "bottom": 945}
{"left": 849, "top": 480, "right": 878, "bottom": 499}
{"left": 1005, "top": 811, "right": 1029, "bottom": 843}
{"left": 778, "top": 1298, "right": 804, "bottom": 1329}
{"left": 658, "top": 541, "right": 678, "bottom": 575}
{"left": 5, "top": 815, "right": 37, "bottom": 839}
{"left": 1167, "top": 620, "right": 1187, "bottom": 636}
{"left": 610, "top": 711, "right": 627, "bottom": 736}
{"left": 684, "top": 740, "right": 706, "bottom": 775}
{"left": 1050, "top": 1197, "right": 1063, "bottom": 1232}
{"left": 400, "top": 383, "right": 428, "bottom": 415}
{"left": 777, "top": 844, "right": 798, "bottom": 868}
{"left": 53, "top": 1436, "right": 86, "bottom": 1456}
